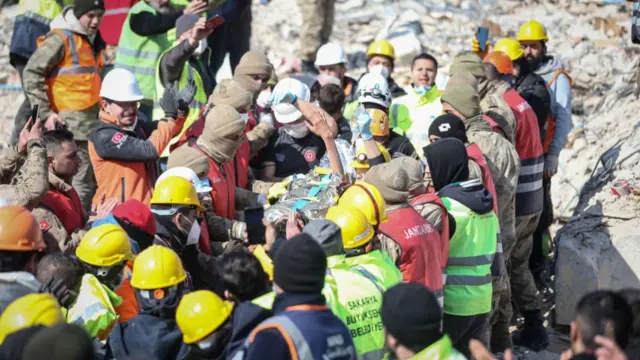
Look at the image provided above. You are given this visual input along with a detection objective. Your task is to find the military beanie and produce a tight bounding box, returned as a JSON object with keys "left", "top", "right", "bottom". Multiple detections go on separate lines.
{"left": 210, "top": 79, "right": 253, "bottom": 111}
{"left": 449, "top": 52, "right": 487, "bottom": 81}
{"left": 393, "top": 156, "right": 426, "bottom": 194}
{"left": 234, "top": 51, "right": 272, "bottom": 96}
{"left": 74, "top": 0, "right": 105, "bottom": 19}
{"left": 441, "top": 84, "right": 481, "bottom": 119}
{"left": 167, "top": 145, "right": 210, "bottom": 177}
{"left": 363, "top": 161, "right": 410, "bottom": 204}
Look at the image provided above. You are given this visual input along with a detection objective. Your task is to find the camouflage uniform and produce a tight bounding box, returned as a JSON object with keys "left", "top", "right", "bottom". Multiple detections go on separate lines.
{"left": 480, "top": 80, "right": 517, "bottom": 144}
{"left": 0, "top": 139, "right": 48, "bottom": 210}
{"left": 297, "top": 0, "right": 335, "bottom": 62}
{"left": 32, "top": 172, "right": 88, "bottom": 254}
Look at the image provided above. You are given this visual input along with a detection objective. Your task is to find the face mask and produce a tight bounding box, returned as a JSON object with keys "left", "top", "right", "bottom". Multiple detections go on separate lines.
{"left": 256, "top": 90, "right": 271, "bottom": 108}
{"left": 193, "top": 39, "right": 207, "bottom": 56}
{"left": 284, "top": 122, "right": 310, "bottom": 139}
{"left": 186, "top": 220, "right": 201, "bottom": 246}
{"left": 199, "top": 178, "right": 211, "bottom": 189}
{"left": 370, "top": 64, "right": 390, "bottom": 79}
{"left": 239, "top": 113, "right": 249, "bottom": 125}
{"left": 414, "top": 85, "right": 432, "bottom": 96}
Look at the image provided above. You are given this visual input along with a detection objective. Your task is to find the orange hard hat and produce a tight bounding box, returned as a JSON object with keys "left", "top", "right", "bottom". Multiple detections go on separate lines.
{"left": 483, "top": 52, "right": 514, "bottom": 75}
{"left": 0, "top": 206, "right": 46, "bottom": 252}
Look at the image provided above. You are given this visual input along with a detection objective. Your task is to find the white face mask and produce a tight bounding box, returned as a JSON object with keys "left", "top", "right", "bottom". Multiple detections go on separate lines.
{"left": 284, "top": 122, "right": 310, "bottom": 139}
{"left": 256, "top": 90, "right": 271, "bottom": 108}
{"left": 239, "top": 113, "right": 249, "bottom": 125}
{"left": 186, "top": 220, "right": 201, "bottom": 246}
{"left": 370, "top": 64, "right": 390, "bottom": 79}
{"left": 414, "top": 85, "right": 432, "bottom": 96}
{"left": 193, "top": 39, "right": 207, "bottom": 56}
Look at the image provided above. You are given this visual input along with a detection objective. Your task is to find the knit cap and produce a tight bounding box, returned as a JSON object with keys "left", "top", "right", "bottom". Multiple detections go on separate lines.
{"left": 302, "top": 219, "right": 344, "bottom": 257}
{"left": 273, "top": 233, "right": 327, "bottom": 294}
{"left": 441, "top": 84, "right": 481, "bottom": 119}
{"left": 381, "top": 283, "right": 442, "bottom": 350}
{"left": 210, "top": 79, "right": 253, "bottom": 111}
{"left": 362, "top": 161, "right": 410, "bottom": 204}
{"left": 175, "top": 14, "right": 199, "bottom": 39}
{"left": 197, "top": 104, "right": 245, "bottom": 163}
{"left": 23, "top": 323, "right": 95, "bottom": 360}
{"left": 446, "top": 72, "right": 478, "bottom": 90}
{"left": 167, "top": 144, "right": 210, "bottom": 176}
{"left": 234, "top": 51, "right": 273, "bottom": 96}
{"left": 392, "top": 156, "right": 426, "bottom": 195}
{"left": 449, "top": 52, "right": 487, "bottom": 81}
{"left": 74, "top": 0, "right": 105, "bottom": 19}
{"left": 428, "top": 113, "right": 469, "bottom": 144}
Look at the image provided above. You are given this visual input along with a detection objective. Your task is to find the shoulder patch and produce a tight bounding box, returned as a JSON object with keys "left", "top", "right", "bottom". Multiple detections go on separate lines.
{"left": 111, "top": 132, "right": 126, "bottom": 144}
{"left": 39, "top": 219, "right": 52, "bottom": 232}
{"left": 303, "top": 149, "right": 316, "bottom": 162}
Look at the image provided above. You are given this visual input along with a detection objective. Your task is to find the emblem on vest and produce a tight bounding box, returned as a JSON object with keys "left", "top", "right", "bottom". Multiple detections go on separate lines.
{"left": 304, "top": 149, "right": 316, "bottom": 162}
{"left": 404, "top": 223, "right": 435, "bottom": 239}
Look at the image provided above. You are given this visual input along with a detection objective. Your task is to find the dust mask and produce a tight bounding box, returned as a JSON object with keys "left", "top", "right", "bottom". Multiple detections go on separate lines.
{"left": 284, "top": 122, "right": 310, "bottom": 139}
{"left": 414, "top": 85, "right": 432, "bottom": 96}
{"left": 193, "top": 39, "right": 207, "bottom": 56}
{"left": 370, "top": 64, "right": 390, "bottom": 79}
{"left": 186, "top": 220, "right": 201, "bottom": 245}
{"left": 256, "top": 90, "right": 271, "bottom": 108}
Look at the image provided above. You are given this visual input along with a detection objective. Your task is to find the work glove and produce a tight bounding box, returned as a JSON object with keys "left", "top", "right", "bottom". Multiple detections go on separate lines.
{"left": 40, "top": 277, "right": 77, "bottom": 308}
{"left": 177, "top": 79, "right": 197, "bottom": 113}
{"left": 230, "top": 221, "right": 247, "bottom": 242}
{"left": 354, "top": 105, "right": 373, "bottom": 141}
{"left": 544, "top": 154, "right": 559, "bottom": 178}
{"left": 472, "top": 38, "right": 491, "bottom": 59}
{"left": 269, "top": 91, "right": 297, "bottom": 105}
{"left": 159, "top": 87, "right": 179, "bottom": 119}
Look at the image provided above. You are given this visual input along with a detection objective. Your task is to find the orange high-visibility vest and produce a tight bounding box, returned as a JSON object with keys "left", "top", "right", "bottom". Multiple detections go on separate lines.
{"left": 543, "top": 69, "right": 573, "bottom": 154}
{"left": 38, "top": 29, "right": 103, "bottom": 112}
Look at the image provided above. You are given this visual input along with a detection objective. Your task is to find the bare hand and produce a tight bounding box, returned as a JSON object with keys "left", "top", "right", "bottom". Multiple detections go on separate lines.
{"left": 45, "top": 113, "right": 64, "bottom": 131}
{"left": 183, "top": 0, "right": 208, "bottom": 14}
{"left": 190, "top": 17, "right": 214, "bottom": 44}
{"left": 469, "top": 340, "right": 513, "bottom": 360}
{"left": 89, "top": 195, "right": 119, "bottom": 222}
{"left": 560, "top": 350, "right": 574, "bottom": 360}
{"left": 18, "top": 117, "right": 44, "bottom": 154}
{"left": 285, "top": 212, "right": 304, "bottom": 240}
{"left": 305, "top": 108, "right": 335, "bottom": 140}
{"left": 595, "top": 336, "right": 628, "bottom": 360}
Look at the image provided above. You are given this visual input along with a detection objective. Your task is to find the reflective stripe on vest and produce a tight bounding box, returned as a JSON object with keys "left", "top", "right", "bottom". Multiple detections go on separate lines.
{"left": 153, "top": 46, "right": 207, "bottom": 157}
{"left": 39, "top": 188, "right": 85, "bottom": 234}
{"left": 66, "top": 274, "right": 120, "bottom": 341}
{"left": 345, "top": 250, "right": 403, "bottom": 290}
{"left": 38, "top": 29, "right": 102, "bottom": 112}
{"left": 441, "top": 197, "right": 497, "bottom": 316}
{"left": 515, "top": 156, "right": 544, "bottom": 215}
{"left": 465, "top": 143, "right": 499, "bottom": 215}
{"left": 237, "top": 315, "right": 314, "bottom": 360}
{"left": 191, "top": 144, "right": 236, "bottom": 219}
{"left": 115, "top": 1, "right": 173, "bottom": 100}
{"left": 543, "top": 69, "right": 573, "bottom": 153}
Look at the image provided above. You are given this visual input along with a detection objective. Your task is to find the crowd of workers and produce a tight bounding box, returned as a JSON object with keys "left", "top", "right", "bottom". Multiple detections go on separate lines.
{"left": 0, "top": 0, "right": 636, "bottom": 359}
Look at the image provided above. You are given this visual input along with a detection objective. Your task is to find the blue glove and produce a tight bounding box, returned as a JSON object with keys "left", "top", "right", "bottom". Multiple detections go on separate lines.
{"left": 355, "top": 106, "right": 373, "bottom": 141}
{"left": 269, "top": 91, "right": 297, "bottom": 105}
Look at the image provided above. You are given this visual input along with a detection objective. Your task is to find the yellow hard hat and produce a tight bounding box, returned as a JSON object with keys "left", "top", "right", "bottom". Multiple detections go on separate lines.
{"left": 176, "top": 290, "right": 234, "bottom": 344}
{"left": 76, "top": 224, "right": 133, "bottom": 267}
{"left": 350, "top": 143, "right": 391, "bottom": 170}
{"left": 326, "top": 205, "right": 374, "bottom": 249}
{"left": 369, "top": 109, "right": 390, "bottom": 137}
{"left": 131, "top": 245, "right": 187, "bottom": 290}
{"left": 366, "top": 40, "right": 395, "bottom": 60}
{"left": 338, "top": 182, "right": 388, "bottom": 225}
{"left": 493, "top": 38, "right": 524, "bottom": 61}
{"left": 0, "top": 293, "right": 64, "bottom": 343}
{"left": 151, "top": 176, "right": 205, "bottom": 212}
{"left": 516, "top": 20, "right": 549, "bottom": 42}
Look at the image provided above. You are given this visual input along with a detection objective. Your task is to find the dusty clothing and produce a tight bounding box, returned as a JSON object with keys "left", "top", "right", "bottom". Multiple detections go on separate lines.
{"left": 468, "top": 158, "right": 484, "bottom": 184}
{"left": 512, "top": 212, "right": 542, "bottom": 312}
{"left": 32, "top": 172, "right": 88, "bottom": 253}
{"left": 23, "top": 7, "right": 106, "bottom": 141}
{"left": 73, "top": 140, "right": 96, "bottom": 212}
{"left": 88, "top": 110, "right": 184, "bottom": 207}
{"left": 246, "top": 122, "right": 275, "bottom": 158}
{"left": 0, "top": 139, "right": 48, "bottom": 210}
{"left": 480, "top": 80, "right": 517, "bottom": 144}
{"left": 297, "top": 0, "right": 335, "bottom": 62}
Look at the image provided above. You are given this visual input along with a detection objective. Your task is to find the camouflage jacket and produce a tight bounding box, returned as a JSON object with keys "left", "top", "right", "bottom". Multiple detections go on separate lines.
{"left": 481, "top": 80, "right": 517, "bottom": 145}
{"left": 0, "top": 139, "right": 48, "bottom": 209}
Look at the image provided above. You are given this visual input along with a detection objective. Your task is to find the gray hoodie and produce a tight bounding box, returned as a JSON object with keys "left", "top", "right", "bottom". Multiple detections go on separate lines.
{"left": 0, "top": 272, "right": 41, "bottom": 315}
{"left": 535, "top": 57, "right": 572, "bottom": 156}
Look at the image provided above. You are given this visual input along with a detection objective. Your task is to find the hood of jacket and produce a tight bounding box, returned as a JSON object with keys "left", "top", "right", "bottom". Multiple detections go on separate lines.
{"left": 50, "top": 6, "right": 89, "bottom": 36}
{"left": 225, "top": 302, "right": 273, "bottom": 359}
{"left": 0, "top": 272, "right": 41, "bottom": 314}
{"left": 107, "top": 314, "right": 189, "bottom": 360}
{"left": 463, "top": 114, "right": 494, "bottom": 134}
{"left": 438, "top": 178, "right": 493, "bottom": 215}
{"left": 535, "top": 56, "right": 564, "bottom": 76}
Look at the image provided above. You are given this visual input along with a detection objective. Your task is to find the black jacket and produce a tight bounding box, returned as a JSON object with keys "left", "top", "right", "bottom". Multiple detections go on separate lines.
{"left": 224, "top": 301, "right": 273, "bottom": 359}
{"left": 514, "top": 60, "right": 551, "bottom": 135}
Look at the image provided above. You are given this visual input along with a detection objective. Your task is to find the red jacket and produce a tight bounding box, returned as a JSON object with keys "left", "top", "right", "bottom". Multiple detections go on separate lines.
{"left": 39, "top": 188, "right": 84, "bottom": 234}
{"left": 466, "top": 143, "right": 499, "bottom": 216}
{"left": 191, "top": 144, "right": 236, "bottom": 219}
{"left": 100, "top": 0, "right": 138, "bottom": 45}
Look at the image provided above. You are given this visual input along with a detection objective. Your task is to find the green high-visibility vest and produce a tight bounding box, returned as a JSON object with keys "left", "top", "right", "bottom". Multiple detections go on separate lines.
{"left": 152, "top": 45, "right": 207, "bottom": 157}
{"left": 343, "top": 101, "right": 412, "bottom": 136}
{"left": 345, "top": 250, "right": 402, "bottom": 290}
{"left": 324, "top": 255, "right": 385, "bottom": 360}
{"left": 115, "top": 1, "right": 174, "bottom": 102}
{"left": 441, "top": 197, "right": 497, "bottom": 316}
{"left": 16, "top": 0, "right": 72, "bottom": 20}
{"left": 251, "top": 292, "right": 275, "bottom": 310}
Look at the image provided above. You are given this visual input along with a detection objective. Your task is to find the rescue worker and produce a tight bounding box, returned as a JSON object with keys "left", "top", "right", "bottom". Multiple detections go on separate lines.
{"left": 23, "top": 0, "right": 106, "bottom": 212}
{"left": 393, "top": 53, "right": 444, "bottom": 156}
{"left": 303, "top": 218, "right": 386, "bottom": 359}
{"left": 237, "top": 234, "right": 356, "bottom": 360}
{"left": 0, "top": 118, "right": 48, "bottom": 209}
{"left": 93, "top": 198, "right": 157, "bottom": 253}
{"left": 233, "top": 51, "right": 274, "bottom": 108}
{"left": 115, "top": 0, "right": 207, "bottom": 119}
{"left": 89, "top": 68, "right": 191, "bottom": 207}
{"left": 8, "top": 0, "right": 72, "bottom": 145}
{"left": 105, "top": 245, "right": 190, "bottom": 360}
{"left": 362, "top": 160, "right": 445, "bottom": 305}
{"left": 351, "top": 143, "right": 391, "bottom": 181}
{"left": 33, "top": 129, "right": 119, "bottom": 253}
{"left": 318, "top": 83, "right": 353, "bottom": 142}
{"left": 425, "top": 138, "right": 498, "bottom": 357}
{"left": 149, "top": 176, "right": 222, "bottom": 293}
{"left": 72, "top": 224, "right": 133, "bottom": 340}
{"left": 357, "top": 73, "right": 419, "bottom": 159}
{"left": 153, "top": 14, "right": 214, "bottom": 167}
{"left": 315, "top": 43, "right": 359, "bottom": 119}
{"left": 297, "top": 0, "right": 336, "bottom": 73}
{"left": 484, "top": 52, "right": 547, "bottom": 351}
{"left": 0, "top": 293, "right": 64, "bottom": 343}
{"left": 175, "top": 290, "right": 234, "bottom": 359}
{"left": 0, "top": 206, "right": 47, "bottom": 314}
{"left": 364, "top": 40, "right": 406, "bottom": 98}
{"left": 517, "top": 20, "right": 573, "bottom": 301}
{"left": 381, "top": 283, "right": 466, "bottom": 360}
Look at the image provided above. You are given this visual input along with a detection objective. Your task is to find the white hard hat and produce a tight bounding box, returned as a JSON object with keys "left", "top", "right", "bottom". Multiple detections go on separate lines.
{"left": 272, "top": 78, "right": 311, "bottom": 124}
{"left": 156, "top": 167, "right": 212, "bottom": 194}
{"left": 100, "top": 68, "right": 144, "bottom": 102}
{"left": 357, "top": 73, "right": 391, "bottom": 108}
{"left": 315, "top": 43, "right": 347, "bottom": 67}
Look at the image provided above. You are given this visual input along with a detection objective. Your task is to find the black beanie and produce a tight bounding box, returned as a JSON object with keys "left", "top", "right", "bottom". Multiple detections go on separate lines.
{"left": 381, "top": 283, "right": 442, "bottom": 350}
{"left": 424, "top": 138, "right": 469, "bottom": 192}
{"left": 0, "top": 325, "right": 45, "bottom": 360}
{"left": 428, "top": 113, "right": 468, "bottom": 144}
{"left": 274, "top": 233, "right": 327, "bottom": 294}
{"left": 22, "top": 323, "right": 95, "bottom": 360}
{"left": 73, "top": 0, "right": 105, "bottom": 19}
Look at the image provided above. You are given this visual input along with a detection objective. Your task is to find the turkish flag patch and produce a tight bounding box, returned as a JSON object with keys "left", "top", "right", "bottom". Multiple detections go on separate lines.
{"left": 304, "top": 149, "right": 316, "bottom": 162}
{"left": 39, "top": 219, "right": 52, "bottom": 231}
{"left": 111, "top": 132, "right": 125, "bottom": 144}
